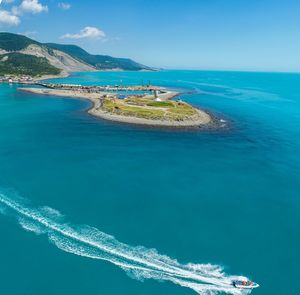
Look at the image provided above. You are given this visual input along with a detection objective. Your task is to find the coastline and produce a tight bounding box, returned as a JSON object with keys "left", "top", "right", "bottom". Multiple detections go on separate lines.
{"left": 35, "top": 68, "right": 156, "bottom": 82}
{"left": 20, "top": 87, "right": 212, "bottom": 128}
{"left": 35, "top": 67, "right": 159, "bottom": 82}
{"left": 36, "top": 71, "right": 70, "bottom": 81}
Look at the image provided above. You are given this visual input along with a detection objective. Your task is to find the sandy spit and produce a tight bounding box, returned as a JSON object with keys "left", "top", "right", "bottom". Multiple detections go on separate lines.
{"left": 19, "top": 87, "right": 212, "bottom": 128}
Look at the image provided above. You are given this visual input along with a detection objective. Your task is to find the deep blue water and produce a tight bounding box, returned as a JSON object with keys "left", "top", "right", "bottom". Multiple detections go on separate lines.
{"left": 0, "top": 71, "right": 299, "bottom": 295}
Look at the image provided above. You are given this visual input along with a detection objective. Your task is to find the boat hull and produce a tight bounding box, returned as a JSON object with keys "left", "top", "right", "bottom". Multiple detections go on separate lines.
{"left": 233, "top": 282, "right": 260, "bottom": 289}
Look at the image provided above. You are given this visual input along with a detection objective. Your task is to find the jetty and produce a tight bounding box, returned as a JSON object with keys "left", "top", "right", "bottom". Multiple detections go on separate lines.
{"left": 37, "top": 82, "right": 161, "bottom": 93}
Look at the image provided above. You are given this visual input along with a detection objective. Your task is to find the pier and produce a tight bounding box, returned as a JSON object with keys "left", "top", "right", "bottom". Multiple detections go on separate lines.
{"left": 37, "top": 82, "right": 162, "bottom": 92}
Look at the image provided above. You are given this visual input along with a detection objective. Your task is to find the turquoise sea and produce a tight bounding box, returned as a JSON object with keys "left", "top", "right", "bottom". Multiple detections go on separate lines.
{"left": 0, "top": 71, "right": 299, "bottom": 295}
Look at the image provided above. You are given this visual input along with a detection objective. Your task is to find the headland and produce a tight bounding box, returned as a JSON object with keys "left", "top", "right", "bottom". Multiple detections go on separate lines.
{"left": 19, "top": 83, "right": 212, "bottom": 128}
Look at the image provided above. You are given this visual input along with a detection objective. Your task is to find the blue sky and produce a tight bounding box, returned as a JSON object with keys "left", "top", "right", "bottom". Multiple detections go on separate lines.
{"left": 1, "top": 0, "right": 300, "bottom": 72}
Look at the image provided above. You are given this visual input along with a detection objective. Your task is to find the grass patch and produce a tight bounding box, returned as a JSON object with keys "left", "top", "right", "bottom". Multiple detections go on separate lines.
{"left": 102, "top": 98, "right": 198, "bottom": 121}
{"left": 146, "top": 101, "right": 175, "bottom": 107}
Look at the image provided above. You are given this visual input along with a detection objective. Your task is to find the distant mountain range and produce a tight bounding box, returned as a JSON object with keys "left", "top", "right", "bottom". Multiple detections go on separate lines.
{"left": 0, "top": 32, "right": 152, "bottom": 76}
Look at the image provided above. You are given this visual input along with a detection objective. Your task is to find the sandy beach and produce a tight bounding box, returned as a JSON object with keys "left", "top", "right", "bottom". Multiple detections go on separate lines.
{"left": 36, "top": 71, "right": 70, "bottom": 81}
{"left": 20, "top": 87, "right": 212, "bottom": 127}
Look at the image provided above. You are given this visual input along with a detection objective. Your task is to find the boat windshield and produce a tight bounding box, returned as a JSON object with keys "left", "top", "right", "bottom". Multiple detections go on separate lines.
{"left": 235, "top": 281, "right": 253, "bottom": 286}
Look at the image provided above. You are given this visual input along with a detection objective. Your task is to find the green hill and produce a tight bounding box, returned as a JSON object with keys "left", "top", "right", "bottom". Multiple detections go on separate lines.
{"left": 0, "top": 32, "right": 38, "bottom": 51}
{"left": 0, "top": 53, "right": 61, "bottom": 76}
{"left": 46, "top": 43, "right": 151, "bottom": 71}
{"left": 0, "top": 32, "right": 152, "bottom": 75}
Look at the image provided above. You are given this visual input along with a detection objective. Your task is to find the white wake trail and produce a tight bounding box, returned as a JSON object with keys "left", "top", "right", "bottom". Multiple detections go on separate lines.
{"left": 0, "top": 192, "right": 252, "bottom": 295}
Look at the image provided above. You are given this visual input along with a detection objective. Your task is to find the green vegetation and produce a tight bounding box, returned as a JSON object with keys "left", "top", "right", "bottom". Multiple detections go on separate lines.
{"left": 46, "top": 43, "right": 152, "bottom": 71}
{"left": 0, "top": 32, "right": 151, "bottom": 73}
{"left": 102, "top": 98, "right": 197, "bottom": 121}
{"left": 0, "top": 32, "right": 38, "bottom": 51}
{"left": 0, "top": 53, "right": 61, "bottom": 76}
{"left": 146, "top": 101, "right": 175, "bottom": 107}
{"left": 125, "top": 98, "right": 174, "bottom": 107}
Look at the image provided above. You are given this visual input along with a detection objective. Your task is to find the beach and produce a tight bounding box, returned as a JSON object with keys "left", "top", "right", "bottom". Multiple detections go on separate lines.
{"left": 36, "top": 71, "right": 70, "bottom": 81}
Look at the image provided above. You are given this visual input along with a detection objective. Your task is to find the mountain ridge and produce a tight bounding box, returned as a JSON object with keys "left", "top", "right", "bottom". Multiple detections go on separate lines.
{"left": 46, "top": 43, "right": 152, "bottom": 71}
{"left": 0, "top": 32, "right": 152, "bottom": 76}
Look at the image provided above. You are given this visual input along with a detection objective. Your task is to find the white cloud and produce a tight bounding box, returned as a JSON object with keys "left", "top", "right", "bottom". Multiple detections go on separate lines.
{"left": 13, "top": 0, "right": 48, "bottom": 15}
{"left": 58, "top": 2, "right": 71, "bottom": 10}
{"left": 1, "top": 0, "right": 16, "bottom": 4}
{"left": 61, "top": 26, "right": 106, "bottom": 40}
{"left": 0, "top": 9, "right": 20, "bottom": 26}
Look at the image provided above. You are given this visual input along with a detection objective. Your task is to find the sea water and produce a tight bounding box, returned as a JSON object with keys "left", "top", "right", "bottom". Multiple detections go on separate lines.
{"left": 0, "top": 71, "right": 299, "bottom": 295}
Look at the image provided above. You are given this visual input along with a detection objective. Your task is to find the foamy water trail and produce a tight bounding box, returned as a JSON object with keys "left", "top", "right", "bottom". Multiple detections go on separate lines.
{"left": 0, "top": 191, "right": 252, "bottom": 295}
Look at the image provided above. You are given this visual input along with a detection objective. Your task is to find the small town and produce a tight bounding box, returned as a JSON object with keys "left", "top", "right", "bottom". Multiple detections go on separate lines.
{"left": 0, "top": 75, "right": 35, "bottom": 84}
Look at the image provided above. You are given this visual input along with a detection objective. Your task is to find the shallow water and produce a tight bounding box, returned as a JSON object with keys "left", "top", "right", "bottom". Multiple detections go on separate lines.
{"left": 0, "top": 71, "right": 299, "bottom": 295}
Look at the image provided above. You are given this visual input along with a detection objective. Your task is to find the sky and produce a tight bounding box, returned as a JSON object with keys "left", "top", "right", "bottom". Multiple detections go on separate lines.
{"left": 1, "top": 0, "right": 300, "bottom": 72}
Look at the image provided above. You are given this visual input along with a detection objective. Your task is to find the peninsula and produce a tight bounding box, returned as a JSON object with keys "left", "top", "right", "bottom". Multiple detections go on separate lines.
{"left": 20, "top": 84, "right": 212, "bottom": 128}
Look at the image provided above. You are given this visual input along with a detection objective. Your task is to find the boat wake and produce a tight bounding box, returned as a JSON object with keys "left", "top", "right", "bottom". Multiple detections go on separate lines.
{"left": 0, "top": 191, "right": 252, "bottom": 295}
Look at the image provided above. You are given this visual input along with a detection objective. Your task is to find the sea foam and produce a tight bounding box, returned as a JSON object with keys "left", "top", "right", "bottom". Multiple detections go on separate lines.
{"left": 0, "top": 191, "right": 252, "bottom": 295}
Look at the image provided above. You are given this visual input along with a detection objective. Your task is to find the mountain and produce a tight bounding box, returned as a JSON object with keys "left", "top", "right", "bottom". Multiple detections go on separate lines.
{"left": 0, "top": 32, "right": 96, "bottom": 76}
{"left": 46, "top": 43, "right": 152, "bottom": 71}
{"left": 0, "top": 32, "right": 151, "bottom": 77}
{"left": 0, "top": 52, "right": 60, "bottom": 76}
{"left": 0, "top": 32, "right": 39, "bottom": 51}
